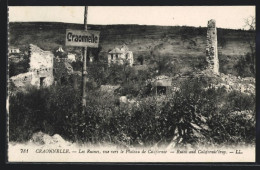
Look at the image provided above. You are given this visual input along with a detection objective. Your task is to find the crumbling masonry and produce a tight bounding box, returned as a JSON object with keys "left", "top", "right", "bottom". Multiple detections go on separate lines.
{"left": 10, "top": 44, "right": 75, "bottom": 89}
{"left": 10, "top": 44, "right": 54, "bottom": 88}
{"left": 206, "top": 19, "right": 219, "bottom": 75}
{"left": 29, "top": 44, "right": 54, "bottom": 87}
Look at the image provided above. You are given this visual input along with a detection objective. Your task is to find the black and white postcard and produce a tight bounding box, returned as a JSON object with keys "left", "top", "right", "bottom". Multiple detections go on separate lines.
{"left": 7, "top": 6, "right": 256, "bottom": 162}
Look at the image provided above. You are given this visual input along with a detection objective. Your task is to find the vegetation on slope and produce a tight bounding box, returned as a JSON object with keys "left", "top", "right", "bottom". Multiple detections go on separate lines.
{"left": 9, "top": 22, "right": 255, "bottom": 77}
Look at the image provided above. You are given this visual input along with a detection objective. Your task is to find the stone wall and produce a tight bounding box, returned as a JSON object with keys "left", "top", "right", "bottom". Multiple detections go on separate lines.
{"left": 29, "top": 44, "right": 54, "bottom": 87}
{"left": 29, "top": 44, "right": 53, "bottom": 70}
{"left": 10, "top": 44, "right": 54, "bottom": 89}
{"left": 10, "top": 72, "right": 34, "bottom": 88}
{"left": 206, "top": 19, "right": 219, "bottom": 75}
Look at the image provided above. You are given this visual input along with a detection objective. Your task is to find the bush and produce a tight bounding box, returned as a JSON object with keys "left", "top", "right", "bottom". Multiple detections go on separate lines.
{"left": 9, "top": 87, "right": 52, "bottom": 142}
{"left": 207, "top": 110, "right": 255, "bottom": 145}
{"left": 71, "top": 60, "right": 82, "bottom": 71}
{"left": 9, "top": 77, "right": 255, "bottom": 147}
{"left": 9, "top": 55, "right": 30, "bottom": 77}
{"left": 158, "top": 79, "right": 217, "bottom": 147}
{"left": 235, "top": 52, "right": 255, "bottom": 77}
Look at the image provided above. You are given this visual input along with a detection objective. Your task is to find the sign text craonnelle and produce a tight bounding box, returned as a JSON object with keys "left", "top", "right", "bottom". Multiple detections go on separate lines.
{"left": 65, "top": 29, "right": 100, "bottom": 48}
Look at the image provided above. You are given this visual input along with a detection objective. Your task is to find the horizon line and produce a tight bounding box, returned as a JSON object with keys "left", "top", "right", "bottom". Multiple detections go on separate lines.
{"left": 9, "top": 21, "right": 250, "bottom": 30}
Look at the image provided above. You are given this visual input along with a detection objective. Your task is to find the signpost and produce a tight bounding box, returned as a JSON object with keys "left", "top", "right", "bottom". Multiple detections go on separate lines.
{"left": 65, "top": 6, "right": 100, "bottom": 113}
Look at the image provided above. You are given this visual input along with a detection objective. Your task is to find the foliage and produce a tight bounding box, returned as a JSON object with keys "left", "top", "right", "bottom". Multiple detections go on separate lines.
{"left": 234, "top": 52, "right": 255, "bottom": 77}
{"left": 9, "top": 87, "right": 52, "bottom": 141}
{"left": 149, "top": 55, "right": 180, "bottom": 76}
{"left": 87, "top": 46, "right": 103, "bottom": 62}
{"left": 9, "top": 77, "right": 255, "bottom": 147}
{"left": 9, "top": 55, "right": 30, "bottom": 77}
{"left": 71, "top": 60, "right": 82, "bottom": 71}
{"left": 234, "top": 16, "right": 256, "bottom": 78}
{"left": 190, "top": 56, "right": 208, "bottom": 71}
{"left": 54, "top": 51, "right": 67, "bottom": 58}
{"left": 137, "top": 55, "right": 144, "bottom": 65}
{"left": 217, "top": 29, "right": 228, "bottom": 47}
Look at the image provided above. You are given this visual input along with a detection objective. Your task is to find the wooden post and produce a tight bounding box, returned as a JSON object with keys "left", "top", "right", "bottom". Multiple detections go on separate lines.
{"left": 82, "top": 6, "right": 88, "bottom": 113}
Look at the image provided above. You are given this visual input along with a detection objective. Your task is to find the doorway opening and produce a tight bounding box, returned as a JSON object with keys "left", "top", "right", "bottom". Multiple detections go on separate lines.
{"left": 40, "top": 77, "right": 46, "bottom": 88}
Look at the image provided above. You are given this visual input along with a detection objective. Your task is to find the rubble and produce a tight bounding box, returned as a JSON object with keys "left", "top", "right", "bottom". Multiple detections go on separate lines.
{"left": 100, "top": 85, "right": 120, "bottom": 93}
{"left": 200, "top": 71, "right": 255, "bottom": 95}
{"left": 30, "top": 131, "right": 71, "bottom": 146}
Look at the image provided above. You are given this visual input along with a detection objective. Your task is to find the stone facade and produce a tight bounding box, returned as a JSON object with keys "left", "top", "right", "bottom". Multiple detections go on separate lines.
{"left": 10, "top": 44, "right": 79, "bottom": 91}
{"left": 28, "top": 44, "right": 54, "bottom": 87}
{"left": 10, "top": 72, "right": 34, "bottom": 88}
{"left": 206, "top": 19, "right": 219, "bottom": 75}
{"left": 10, "top": 44, "right": 54, "bottom": 88}
{"left": 108, "top": 45, "right": 134, "bottom": 67}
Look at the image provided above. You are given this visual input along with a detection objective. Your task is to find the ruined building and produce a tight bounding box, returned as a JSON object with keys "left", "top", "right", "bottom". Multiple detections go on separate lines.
{"left": 206, "top": 19, "right": 219, "bottom": 75}
{"left": 10, "top": 44, "right": 54, "bottom": 88}
{"left": 108, "top": 45, "right": 134, "bottom": 67}
{"left": 28, "top": 44, "right": 54, "bottom": 87}
{"left": 10, "top": 44, "right": 76, "bottom": 90}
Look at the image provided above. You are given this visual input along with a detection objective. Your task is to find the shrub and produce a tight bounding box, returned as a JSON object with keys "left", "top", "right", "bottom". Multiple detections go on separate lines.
{"left": 158, "top": 79, "right": 217, "bottom": 147}
{"left": 234, "top": 52, "right": 255, "bottom": 77}
{"left": 9, "top": 77, "right": 255, "bottom": 147}
{"left": 9, "top": 87, "right": 51, "bottom": 142}
{"left": 9, "top": 55, "right": 30, "bottom": 77}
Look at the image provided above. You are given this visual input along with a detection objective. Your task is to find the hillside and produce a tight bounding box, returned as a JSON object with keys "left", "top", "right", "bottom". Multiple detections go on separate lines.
{"left": 9, "top": 22, "right": 254, "bottom": 75}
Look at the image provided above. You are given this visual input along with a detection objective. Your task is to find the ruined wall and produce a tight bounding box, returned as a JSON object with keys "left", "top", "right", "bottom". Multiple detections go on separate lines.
{"left": 108, "top": 51, "right": 134, "bottom": 67}
{"left": 29, "top": 44, "right": 54, "bottom": 87}
{"left": 10, "top": 72, "right": 34, "bottom": 88}
{"left": 10, "top": 44, "right": 54, "bottom": 89}
{"left": 206, "top": 19, "right": 219, "bottom": 75}
{"left": 29, "top": 44, "right": 53, "bottom": 70}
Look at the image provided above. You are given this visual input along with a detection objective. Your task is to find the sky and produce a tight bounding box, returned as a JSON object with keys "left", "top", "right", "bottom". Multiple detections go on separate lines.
{"left": 9, "top": 6, "right": 255, "bottom": 29}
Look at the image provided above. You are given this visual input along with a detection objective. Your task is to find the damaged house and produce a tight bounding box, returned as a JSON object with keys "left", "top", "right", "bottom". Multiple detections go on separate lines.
{"left": 107, "top": 44, "right": 134, "bottom": 67}
{"left": 10, "top": 44, "right": 54, "bottom": 89}
{"left": 10, "top": 44, "right": 76, "bottom": 90}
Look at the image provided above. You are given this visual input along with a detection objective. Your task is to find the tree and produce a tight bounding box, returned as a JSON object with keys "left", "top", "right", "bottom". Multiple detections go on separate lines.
{"left": 244, "top": 16, "right": 256, "bottom": 68}
{"left": 235, "top": 16, "right": 256, "bottom": 77}
{"left": 244, "top": 16, "right": 256, "bottom": 31}
{"left": 150, "top": 55, "right": 177, "bottom": 76}
{"left": 87, "top": 46, "right": 103, "bottom": 62}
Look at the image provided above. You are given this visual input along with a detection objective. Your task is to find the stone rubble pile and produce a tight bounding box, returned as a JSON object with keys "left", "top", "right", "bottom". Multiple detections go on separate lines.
{"left": 213, "top": 73, "right": 255, "bottom": 94}
{"left": 30, "top": 131, "right": 71, "bottom": 146}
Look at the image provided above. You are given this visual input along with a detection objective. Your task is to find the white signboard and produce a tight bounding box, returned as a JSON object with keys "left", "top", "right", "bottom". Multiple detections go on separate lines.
{"left": 65, "top": 29, "right": 100, "bottom": 48}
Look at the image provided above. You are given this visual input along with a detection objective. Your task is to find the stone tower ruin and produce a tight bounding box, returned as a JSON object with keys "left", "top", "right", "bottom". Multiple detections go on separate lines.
{"left": 206, "top": 19, "right": 219, "bottom": 75}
